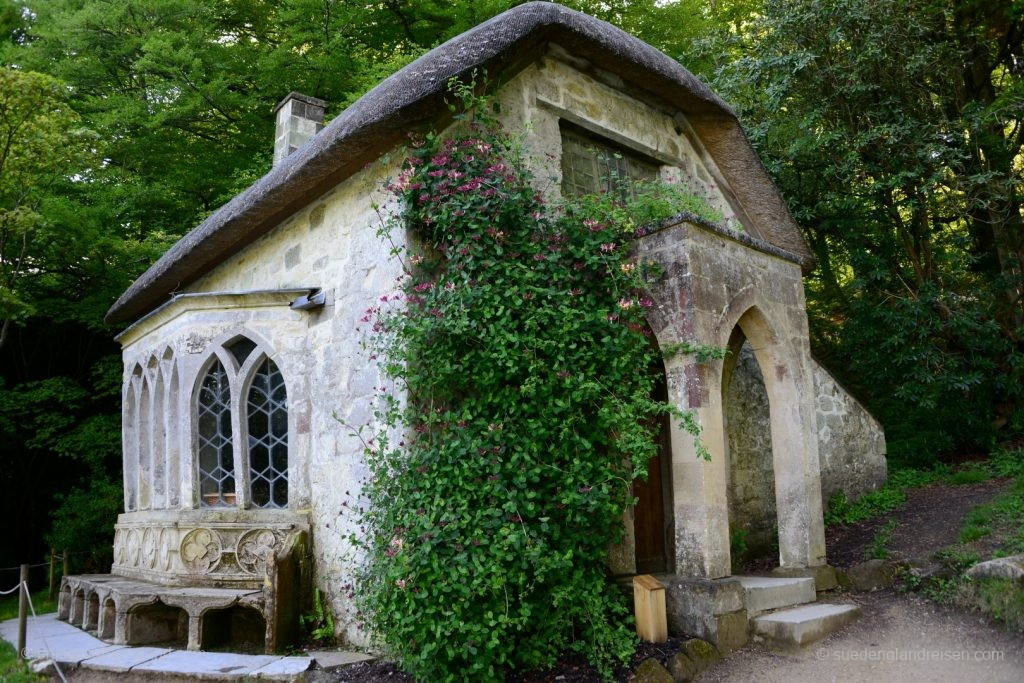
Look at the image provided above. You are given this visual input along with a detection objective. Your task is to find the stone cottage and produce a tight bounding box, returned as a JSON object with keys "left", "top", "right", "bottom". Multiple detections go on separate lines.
{"left": 59, "top": 2, "right": 886, "bottom": 654}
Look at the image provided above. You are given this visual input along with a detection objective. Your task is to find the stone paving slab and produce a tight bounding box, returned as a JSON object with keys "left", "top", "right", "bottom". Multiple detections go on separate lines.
{"left": 308, "top": 650, "right": 375, "bottom": 667}
{"left": 22, "top": 630, "right": 113, "bottom": 661}
{"left": 252, "top": 655, "right": 316, "bottom": 677}
{"left": 0, "top": 612, "right": 70, "bottom": 640}
{"left": 78, "top": 646, "right": 173, "bottom": 672}
{"left": 132, "top": 649, "right": 285, "bottom": 677}
{"left": 1, "top": 614, "right": 316, "bottom": 680}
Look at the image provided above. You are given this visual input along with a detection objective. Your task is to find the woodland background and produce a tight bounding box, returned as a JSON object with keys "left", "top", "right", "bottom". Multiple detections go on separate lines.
{"left": 0, "top": 0, "right": 1021, "bottom": 572}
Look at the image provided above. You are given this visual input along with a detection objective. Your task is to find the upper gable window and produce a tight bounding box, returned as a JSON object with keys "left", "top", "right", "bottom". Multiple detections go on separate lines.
{"left": 560, "top": 124, "right": 659, "bottom": 199}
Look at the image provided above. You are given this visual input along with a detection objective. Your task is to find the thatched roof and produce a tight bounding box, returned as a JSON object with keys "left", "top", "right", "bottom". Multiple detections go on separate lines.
{"left": 106, "top": 1, "right": 811, "bottom": 325}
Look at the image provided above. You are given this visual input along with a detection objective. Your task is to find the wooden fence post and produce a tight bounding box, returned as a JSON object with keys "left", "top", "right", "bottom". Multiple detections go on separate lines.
{"left": 48, "top": 550, "right": 57, "bottom": 600}
{"left": 17, "top": 564, "right": 28, "bottom": 661}
{"left": 63, "top": 549, "right": 69, "bottom": 581}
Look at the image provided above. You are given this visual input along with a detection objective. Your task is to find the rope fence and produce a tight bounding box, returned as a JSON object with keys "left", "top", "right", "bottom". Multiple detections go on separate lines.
{"left": 4, "top": 570, "right": 69, "bottom": 683}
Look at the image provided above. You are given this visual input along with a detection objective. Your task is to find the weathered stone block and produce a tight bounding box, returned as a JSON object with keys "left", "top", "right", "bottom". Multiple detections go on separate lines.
{"left": 681, "top": 638, "right": 721, "bottom": 671}
{"left": 667, "top": 652, "right": 697, "bottom": 682}
{"left": 629, "top": 658, "right": 674, "bottom": 683}
{"left": 846, "top": 559, "right": 898, "bottom": 591}
{"left": 664, "top": 577, "right": 747, "bottom": 652}
{"left": 771, "top": 564, "right": 839, "bottom": 592}
{"left": 966, "top": 554, "right": 1024, "bottom": 583}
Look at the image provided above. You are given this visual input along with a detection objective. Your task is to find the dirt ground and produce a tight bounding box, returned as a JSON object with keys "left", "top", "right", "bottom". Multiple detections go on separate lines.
{"left": 825, "top": 478, "right": 1011, "bottom": 567}
{"left": 708, "top": 477, "right": 1024, "bottom": 683}
{"left": 703, "top": 589, "right": 1024, "bottom": 683}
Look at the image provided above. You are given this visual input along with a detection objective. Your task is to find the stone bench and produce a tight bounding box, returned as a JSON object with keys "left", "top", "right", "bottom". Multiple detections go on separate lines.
{"left": 58, "top": 575, "right": 265, "bottom": 651}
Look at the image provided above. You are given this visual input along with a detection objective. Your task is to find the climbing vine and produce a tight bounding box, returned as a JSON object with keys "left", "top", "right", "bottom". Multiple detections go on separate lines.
{"left": 353, "top": 84, "right": 710, "bottom": 680}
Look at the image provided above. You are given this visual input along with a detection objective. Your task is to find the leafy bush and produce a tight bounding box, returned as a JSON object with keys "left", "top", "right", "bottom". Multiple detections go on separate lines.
{"left": 866, "top": 520, "right": 898, "bottom": 560}
{"left": 45, "top": 475, "right": 121, "bottom": 570}
{"left": 300, "top": 588, "right": 335, "bottom": 645}
{"left": 353, "top": 87, "right": 707, "bottom": 680}
{"left": 945, "top": 463, "right": 991, "bottom": 486}
{"left": 989, "top": 448, "right": 1024, "bottom": 478}
{"left": 568, "top": 178, "right": 724, "bottom": 235}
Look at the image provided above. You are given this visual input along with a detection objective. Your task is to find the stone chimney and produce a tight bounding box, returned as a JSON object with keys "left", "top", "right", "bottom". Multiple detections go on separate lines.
{"left": 273, "top": 92, "right": 326, "bottom": 167}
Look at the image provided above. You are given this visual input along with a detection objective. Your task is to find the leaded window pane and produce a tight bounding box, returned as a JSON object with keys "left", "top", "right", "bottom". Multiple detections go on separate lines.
{"left": 226, "top": 336, "right": 257, "bottom": 367}
{"left": 560, "top": 126, "right": 658, "bottom": 200}
{"left": 247, "top": 358, "right": 288, "bottom": 508}
{"left": 197, "top": 359, "right": 235, "bottom": 507}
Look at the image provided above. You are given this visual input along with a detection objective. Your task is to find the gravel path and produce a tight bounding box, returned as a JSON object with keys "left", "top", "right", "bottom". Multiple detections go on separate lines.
{"left": 703, "top": 589, "right": 1024, "bottom": 682}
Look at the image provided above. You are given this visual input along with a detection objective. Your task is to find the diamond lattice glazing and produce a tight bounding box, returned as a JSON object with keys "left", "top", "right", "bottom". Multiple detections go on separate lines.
{"left": 197, "top": 359, "right": 235, "bottom": 506}
{"left": 247, "top": 358, "right": 288, "bottom": 508}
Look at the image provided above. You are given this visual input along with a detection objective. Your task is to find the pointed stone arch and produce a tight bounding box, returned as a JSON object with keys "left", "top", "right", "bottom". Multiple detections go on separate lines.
{"left": 123, "top": 365, "right": 143, "bottom": 511}
{"left": 138, "top": 376, "right": 152, "bottom": 510}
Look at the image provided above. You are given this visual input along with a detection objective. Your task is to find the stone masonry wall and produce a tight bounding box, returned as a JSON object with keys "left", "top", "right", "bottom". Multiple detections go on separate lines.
{"left": 725, "top": 343, "right": 777, "bottom": 558}
{"left": 814, "top": 362, "right": 887, "bottom": 502}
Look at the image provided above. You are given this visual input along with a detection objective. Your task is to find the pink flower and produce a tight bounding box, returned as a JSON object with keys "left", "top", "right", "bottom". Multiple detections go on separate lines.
{"left": 600, "top": 243, "right": 617, "bottom": 253}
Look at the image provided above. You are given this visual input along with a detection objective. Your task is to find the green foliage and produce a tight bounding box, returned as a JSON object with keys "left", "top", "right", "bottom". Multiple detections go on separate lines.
{"left": 0, "top": 589, "right": 56, "bottom": 622}
{"left": 866, "top": 520, "right": 898, "bottom": 560}
{"left": 970, "top": 578, "right": 1024, "bottom": 631}
{"left": 353, "top": 86, "right": 704, "bottom": 680}
{"left": 45, "top": 477, "right": 122, "bottom": 567}
{"left": 944, "top": 463, "right": 992, "bottom": 487}
{"left": 825, "top": 466, "right": 943, "bottom": 526}
{"left": 702, "top": 0, "right": 1024, "bottom": 461}
{"left": 0, "top": 67, "right": 97, "bottom": 346}
{"left": 300, "top": 588, "right": 336, "bottom": 645}
{"left": 989, "top": 448, "right": 1024, "bottom": 479}
{"left": 660, "top": 342, "right": 729, "bottom": 365}
{"left": 565, "top": 178, "right": 724, "bottom": 236}
{"left": 729, "top": 528, "right": 748, "bottom": 571}
{"left": 960, "top": 476, "right": 1024, "bottom": 554}
{"left": 0, "top": 640, "right": 44, "bottom": 683}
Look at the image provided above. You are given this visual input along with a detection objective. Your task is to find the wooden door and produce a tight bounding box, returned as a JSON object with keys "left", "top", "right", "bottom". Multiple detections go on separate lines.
{"left": 633, "top": 370, "right": 671, "bottom": 574}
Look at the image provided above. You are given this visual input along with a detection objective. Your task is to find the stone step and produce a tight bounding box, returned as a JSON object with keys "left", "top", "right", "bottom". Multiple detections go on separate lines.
{"left": 733, "top": 575, "right": 816, "bottom": 615}
{"left": 751, "top": 603, "right": 861, "bottom": 649}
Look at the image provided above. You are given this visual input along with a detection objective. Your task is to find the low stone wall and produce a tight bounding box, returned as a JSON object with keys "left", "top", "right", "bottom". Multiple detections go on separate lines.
{"left": 724, "top": 347, "right": 886, "bottom": 511}
{"left": 812, "top": 361, "right": 887, "bottom": 502}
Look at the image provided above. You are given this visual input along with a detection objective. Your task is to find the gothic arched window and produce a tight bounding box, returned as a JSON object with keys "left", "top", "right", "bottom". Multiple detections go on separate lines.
{"left": 247, "top": 358, "right": 288, "bottom": 508}
{"left": 197, "top": 359, "right": 236, "bottom": 507}
{"left": 193, "top": 335, "right": 290, "bottom": 509}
